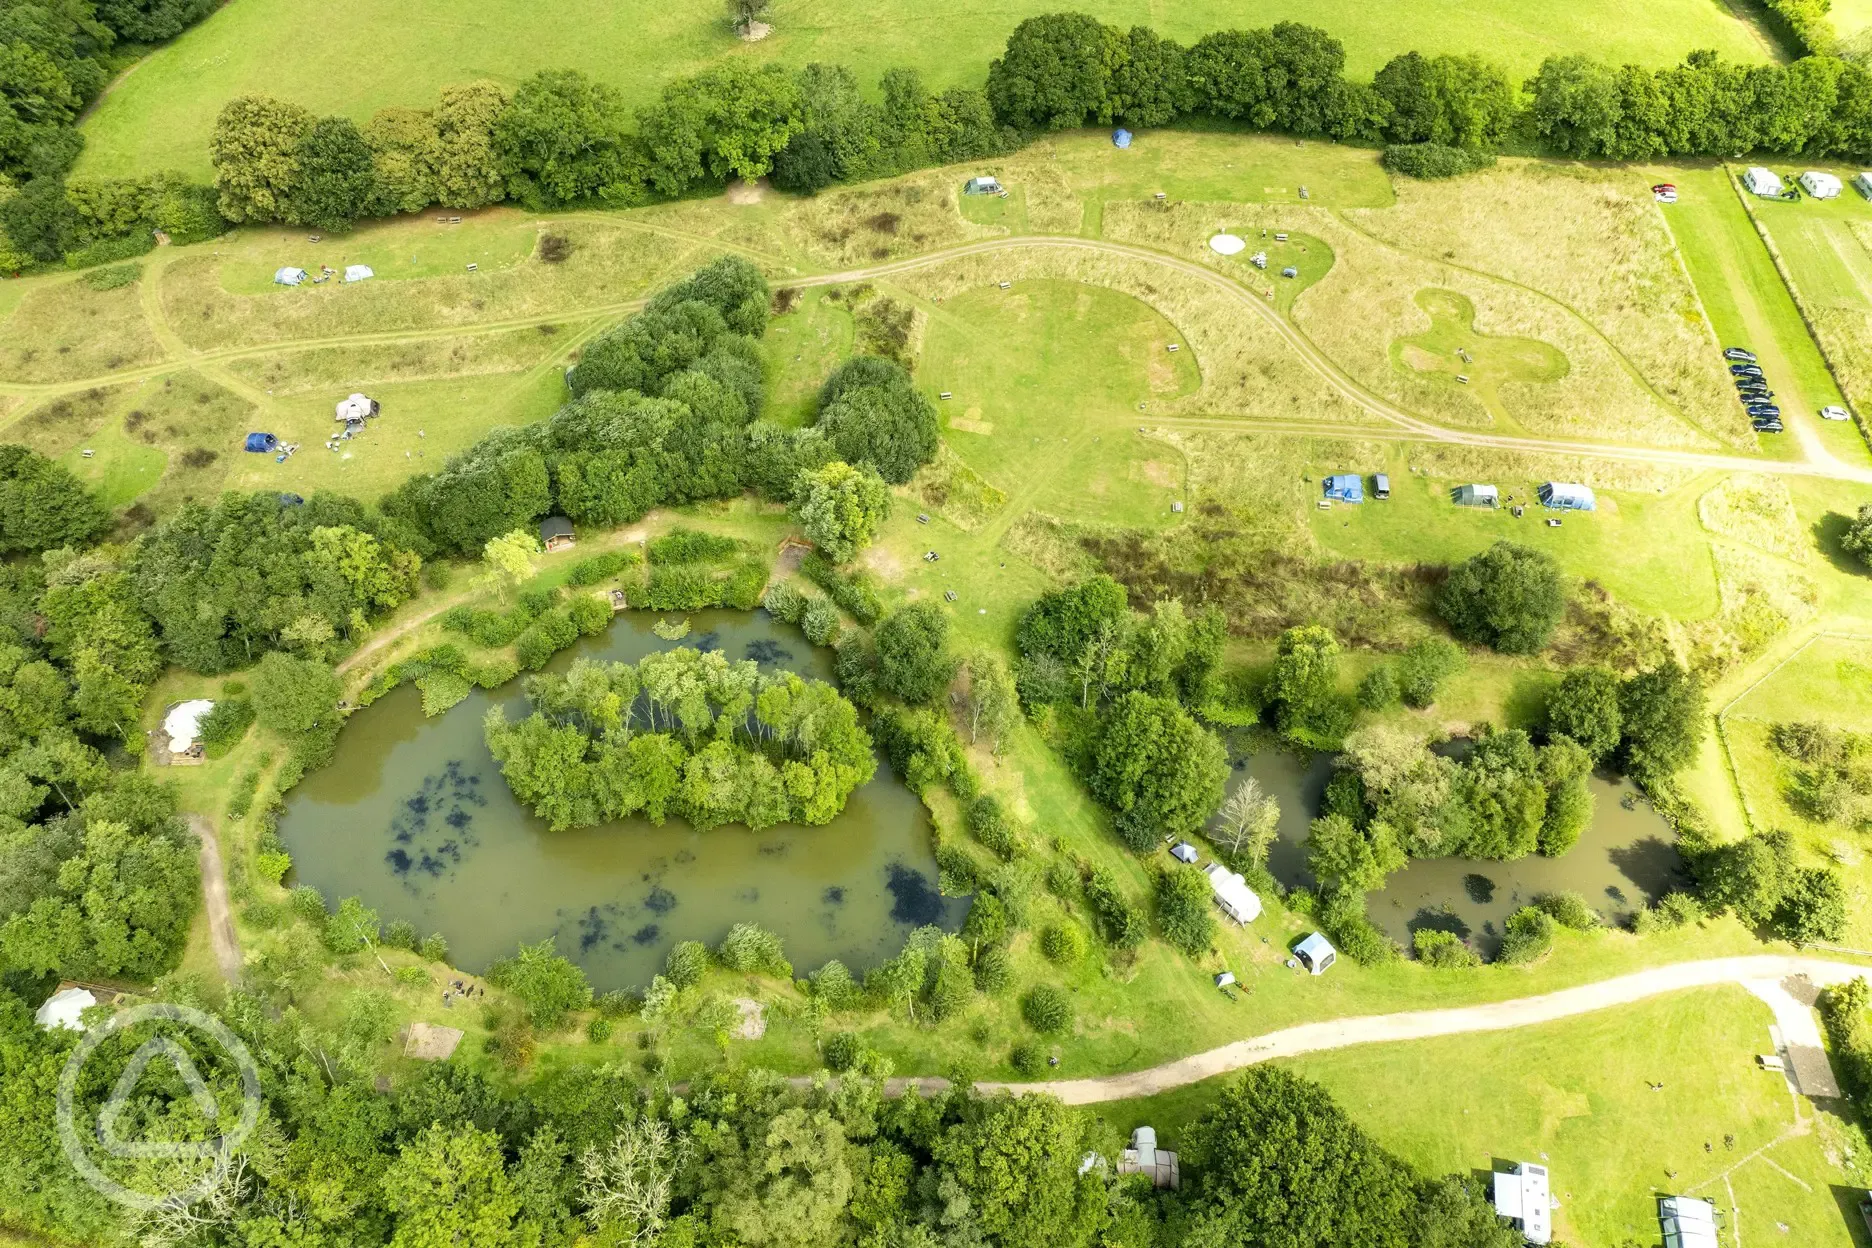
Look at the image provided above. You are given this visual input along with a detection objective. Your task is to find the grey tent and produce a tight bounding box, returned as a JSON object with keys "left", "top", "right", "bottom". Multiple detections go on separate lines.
{"left": 273, "top": 267, "right": 308, "bottom": 286}
{"left": 1453, "top": 483, "right": 1499, "bottom": 508}
{"left": 1538, "top": 481, "right": 1596, "bottom": 511}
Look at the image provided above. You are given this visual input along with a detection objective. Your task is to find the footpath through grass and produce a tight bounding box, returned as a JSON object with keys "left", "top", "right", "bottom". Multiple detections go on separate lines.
{"left": 79, "top": 0, "right": 1772, "bottom": 180}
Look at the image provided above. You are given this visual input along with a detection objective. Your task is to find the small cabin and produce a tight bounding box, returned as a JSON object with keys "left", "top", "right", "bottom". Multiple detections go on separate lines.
{"left": 1373, "top": 473, "right": 1391, "bottom": 500}
{"left": 539, "top": 516, "right": 576, "bottom": 553}
{"left": 1295, "top": 932, "right": 1336, "bottom": 975}
{"left": 1493, "top": 1162, "right": 1552, "bottom": 1245}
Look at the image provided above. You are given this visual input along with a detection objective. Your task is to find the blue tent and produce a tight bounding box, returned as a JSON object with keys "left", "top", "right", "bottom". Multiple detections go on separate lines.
{"left": 1323, "top": 474, "right": 1363, "bottom": 503}
{"left": 1538, "top": 481, "right": 1597, "bottom": 511}
{"left": 1112, "top": 128, "right": 1133, "bottom": 149}
{"left": 244, "top": 432, "right": 278, "bottom": 453}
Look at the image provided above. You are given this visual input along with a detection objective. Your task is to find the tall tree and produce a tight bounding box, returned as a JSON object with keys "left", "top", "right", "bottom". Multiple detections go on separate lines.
{"left": 210, "top": 94, "right": 315, "bottom": 223}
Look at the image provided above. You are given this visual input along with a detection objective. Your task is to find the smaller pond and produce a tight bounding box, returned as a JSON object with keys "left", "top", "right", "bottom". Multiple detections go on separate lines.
{"left": 279, "top": 610, "right": 963, "bottom": 990}
{"left": 1221, "top": 750, "right": 1689, "bottom": 957}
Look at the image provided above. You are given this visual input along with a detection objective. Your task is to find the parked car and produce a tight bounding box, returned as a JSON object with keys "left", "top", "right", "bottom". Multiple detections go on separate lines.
{"left": 1738, "top": 389, "right": 1772, "bottom": 401}
{"left": 1747, "top": 405, "right": 1781, "bottom": 417}
{"left": 1821, "top": 405, "right": 1851, "bottom": 421}
{"left": 1724, "top": 347, "right": 1757, "bottom": 362}
{"left": 1655, "top": 189, "right": 1678, "bottom": 204}
{"left": 1754, "top": 421, "right": 1784, "bottom": 432}
{"left": 1730, "top": 363, "right": 1764, "bottom": 376}
{"left": 1653, "top": 183, "right": 1677, "bottom": 193}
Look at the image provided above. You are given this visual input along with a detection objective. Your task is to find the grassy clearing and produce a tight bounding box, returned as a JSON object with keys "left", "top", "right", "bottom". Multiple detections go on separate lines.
{"left": 1664, "top": 166, "right": 1866, "bottom": 465}
{"left": 0, "top": 276, "right": 165, "bottom": 384}
{"left": 76, "top": 0, "right": 1770, "bottom": 181}
{"left": 223, "top": 323, "right": 572, "bottom": 395}
{"left": 159, "top": 217, "right": 699, "bottom": 350}
{"left": 1346, "top": 161, "right": 1746, "bottom": 446}
{"left": 1089, "top": 986, "right": 1864, "bottom": 1248}
{"left": 1390, "top": 286, "right": 1569, "bottom": 424}
{"left": 1699, "top": 473, "right": 1810, "bottom": 563}
{"left": 784, "top": 169, "right": 1002, "bottom": 267}
{"left": 215, "top": 208, "right": 545, "bottom": 294}
{"left": 1104, "top": 198, "right": 1711, "bottom": 446}
{"left": 916, "top": 279, "right": 1199, "bottom": 533}
{"left": 1744, "top": 178, "right": 1872, "bottom": 462}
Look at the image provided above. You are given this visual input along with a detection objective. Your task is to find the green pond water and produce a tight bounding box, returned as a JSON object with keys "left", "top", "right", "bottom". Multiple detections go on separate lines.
{"left": 1225, "top": 750, "right": 1686, "bottom": 957}
{"left": 278, "top": 610, "right": 960, "bottom": 990}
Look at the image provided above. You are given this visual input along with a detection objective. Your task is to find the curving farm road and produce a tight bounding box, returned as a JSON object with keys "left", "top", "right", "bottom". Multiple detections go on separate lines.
{"left": 7, "top": 231, "right": 1872, "bottom": 484}
{"left": 857, "top": 955, "right": 1871, "bottom": 1104}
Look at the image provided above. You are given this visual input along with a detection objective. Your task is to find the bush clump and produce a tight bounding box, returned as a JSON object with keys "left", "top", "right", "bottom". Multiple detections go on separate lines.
{"left": 1381, "top": 142, "right": 1498, "bottom": 179}
{"left": 1497, "top": 906, "right": 1556, "bottom": 964}
{"left": 716, "top": 922, "right": 791, "bottom": 977}
{"left": 1021, "top": 983, "right": 1073, "bottom": 1034}
{"left": 1010, "top": 1042, "right": 1047, "bottom": 1077}
{"left": 823, "top": 1030, "right": 861, "bottom": 1071}
{"left": 1533, "top": 891, "right": 1600, "bottom": 931}
{"left": 1412, "top": 928, "right": 1480, "bottom": 968}
{"left": 665, "top": 939, "right": 709, "bottom": 989}
{"left": 1039, "top": 922, "right": 1086, "bottom": 965}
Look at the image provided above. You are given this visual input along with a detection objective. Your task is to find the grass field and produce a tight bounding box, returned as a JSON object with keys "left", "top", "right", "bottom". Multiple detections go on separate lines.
{"left": 1664, "top": 166, "right": 1869, "bottom": 466}
{"left": 1089, "top": 986, "right": 1868, "bottom": 1248}
{"left": 75, "top": 0, "right": 1774, "bottom": 181}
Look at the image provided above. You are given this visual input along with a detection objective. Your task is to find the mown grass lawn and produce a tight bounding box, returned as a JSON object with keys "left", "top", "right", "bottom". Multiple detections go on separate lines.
{"left": 1087, "top": 985, "right": 1866, "bottom": 1248}
{"left": 1662, "top": 166, "right": 1865, "bottom": 465}
{"left": 1307, "top": 445, "right": 1722, "bottom": 621}
{"left": 78, "top": 0, "right": 1771, "bottom": 181}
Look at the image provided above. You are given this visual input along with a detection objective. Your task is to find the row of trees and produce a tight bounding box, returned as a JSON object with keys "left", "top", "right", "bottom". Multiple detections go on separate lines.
{"left": 0, "top": 956, "right": 1519, "bottom": 1247}
{"left": 484, "top": 653, "right": 877, "bottom": 831}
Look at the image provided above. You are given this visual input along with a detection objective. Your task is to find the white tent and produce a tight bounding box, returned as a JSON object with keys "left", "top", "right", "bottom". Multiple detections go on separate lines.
{"left": 1492, "top": 1163, "right": 1552, "bottom": 1245}
{"left": 1204, "top": 863, "right": 1262, "bottom": 922}
{"left": 273, "top": 267, "right": 307, "bottom": 286}
{"left": 334, "top": 393, "right": 378, "bottom": 423}
{"left": 1799, "top": 171, "right": 1842, "bottom": 199}
{"left": 1295, "top": 932, "right": 1337, "bottom": 974}
{"left": 163, "top": 699, "right": 214, "bottom": 753}
{"left": 343, "top": 264, "right": 375, "bottom": 282}
{"left": 35, "top": 986, "right": 96, "bottom": 1032}
{"left": 1742, "top": 167, "right": 1783, "bottom": 197}
{"left": 1208, "top": 234, "right": 1246, "bottom": 255}
{"left": 1659, "top": 1196, "right": 1720, "bottom": 1248}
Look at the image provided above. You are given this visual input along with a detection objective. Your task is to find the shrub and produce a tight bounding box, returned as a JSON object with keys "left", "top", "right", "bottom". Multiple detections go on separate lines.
{"left": 966, "top": 794, "right": 1018, "bottom": 859}
{"left": 1321, "top": 889, "right": 1399, "bottom": 965}
{"left": 801, "top": 553, "right": 882, "bottom": 624}
{"left": 1357, "top": 666, "right": 1400, "bottom": 711}
{"left": 1040, "top": 922, "right": 1087, "bottom": 965}
{"left": 289, "top": 885, "right": 327, "bottom": 924}
{"left": 1381, "top": 142, "right": 1498, "bottom": 179}
{"left": 1010, "top": 1042, "right": 1047, "bottom": 1077}
{"left": 647, "top": 527, "right": 740, "bottom": 563}
{"left": 974, "top": 944, "right": 1014, "bottom": 994}
{"left": 1497, "top": 906, "right": 1556, "bottom": 964}
{"left": 394, "top": 964, "right": 430, "bottom": 989}
{"left": 665, "top": 939, "right": 709, "bottom": 989}
{"left": 801, "top": 597, "right": 842, "bottom": 646}
{"left": 253, "top": 848, "right": 290, "bottom": 885}
{"left": 1082, "top": 867, "right": 1147, "bottom": 951}
{"left": 597, "top": 989, "right": 641, "bottom": 1017}
{"left": 763, "top": 580, "right": 807, "bottom": 623}
{"left": 936, "top": 843, "right": 980, "bottom": 894}
{"left": 1021, "top": 983, "right": 1072, "bottom": 1034}
{"left": 323, "top": 896, "right": 380, "bottom": 954}
{"left": 1154, "top": 866, "right": 1218, "bottom": 956}
{"left": 383, "top": 918, "right": 419, "bottom": 950}
{"left": 963, "top": 893, "right": 1009, "bottom": 945}
{"left": 586, "top": 1015, "right": 613, "bottom": 1043}
{"left": 717, "top": 922, "right": 791, "bottom": 977}
{"left": 1437, "top": 542, "right": 1565, "bottom": 655}
{"left": 418, "top": 933, "right": 450, "bottom": 962}
{"left": 81, "top": 262, "right": 141, "bottom": 290}
{"left": 1775, "top": 865, "right": 1847, "bottom": 944}
{"left": 809, "top": 960, "right": 861, "bottom": 1011}
{"left": 927, "top": 952, "right": 975, "bottom": 1021}
{"left": 1413, "top": 928, "right": 1480, "bottom": 968}
{"left": 823, "top": 1030, "right": 861, "bottom": 1071}
{"left": 564, "top": 550, "right": 634, "bottom": 586}
{"left": 1396, "top": 638, "right": 1465, "bottom": 709}
{"left": 1533, "top": 891, "right": 1599, "bottom": 931}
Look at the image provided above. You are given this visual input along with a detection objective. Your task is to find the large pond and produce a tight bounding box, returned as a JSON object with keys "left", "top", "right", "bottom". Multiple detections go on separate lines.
{"left": 279, "top": 610, "right": 961, "bottom": 990}
{"left": 1222, "top": 749, "right": 1688, "bottom": 957}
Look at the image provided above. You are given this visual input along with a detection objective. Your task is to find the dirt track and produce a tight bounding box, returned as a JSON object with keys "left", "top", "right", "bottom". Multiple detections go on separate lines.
{"left": 855, "top": 955, "right": 1872, "bottom": 1104}
{"left": 188, "top": 814, "right": 242, "bottom": 985}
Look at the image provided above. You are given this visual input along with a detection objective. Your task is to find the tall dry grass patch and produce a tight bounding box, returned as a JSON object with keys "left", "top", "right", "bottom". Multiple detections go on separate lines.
{"left": 786, "top": 171, "right": 1001, "bottom": 267}
{"left": 0, "top": 279, "right": 165, "bottom": 384}
{"left": 1103, "top": 198, "right": 1717, "bottom": 448}
{"left": 1345, "top": 163, "right": 1744, "bottom": 446}
{"left": 1697, "top": 474, "right": 1807, "bottom": 562}
{"left": 161, "top": 223, "right": 695, "bottom": 350}
{"left": 226, "top": 326, "right": 570, "bottom": 396}
{"left": 890, "top": 244, "right": 1373, "bottom": 427}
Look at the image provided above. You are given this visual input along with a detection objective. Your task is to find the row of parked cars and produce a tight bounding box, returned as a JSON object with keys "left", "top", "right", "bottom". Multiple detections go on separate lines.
{"left": 1726, "top": 347, "right": 1783, "bottom": 434}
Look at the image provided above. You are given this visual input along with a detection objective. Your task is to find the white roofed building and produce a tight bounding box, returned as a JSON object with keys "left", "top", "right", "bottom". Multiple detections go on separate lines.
{"left": 1203, "top": 862, "right": 1262, "bottom": 922}
{"left": 1492, "top": 1162, "right": 1552, "bottom": 1244}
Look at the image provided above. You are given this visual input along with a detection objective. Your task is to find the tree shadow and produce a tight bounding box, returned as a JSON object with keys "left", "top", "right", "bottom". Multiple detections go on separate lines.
{"left": 1813, "top": 511, "right": 1863, "bottom": 579}
{"left": 1828, "top": 1183, "right": 1872, "bottom": 1247}
{"left": 1606, "top": 837, "right": 1689, "bottom": 908}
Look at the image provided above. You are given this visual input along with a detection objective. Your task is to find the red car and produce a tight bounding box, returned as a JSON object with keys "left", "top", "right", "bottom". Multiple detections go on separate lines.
{"left": 1652, "top": 183, "right": 1677, "bottom": 193}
